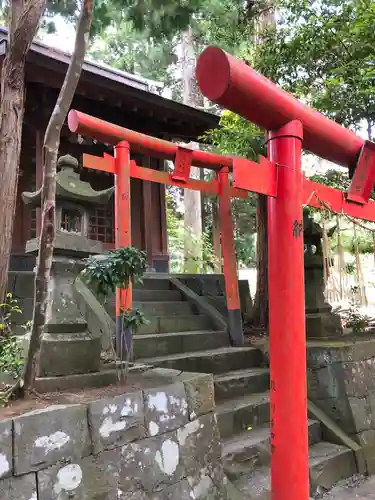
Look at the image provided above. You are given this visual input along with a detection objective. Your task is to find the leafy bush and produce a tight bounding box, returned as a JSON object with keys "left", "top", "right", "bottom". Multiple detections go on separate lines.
{"left": 343, "top": 307, "right": 370, "bottom": 334}
{"left": 0, "top": 336, "right": 23, "bottom": 379}
{"left": 0, "top": 292, "right": 23, "bottom": 337}
{"left": 82, "top": 246, "right": 147, "bottom": 296}
{"left": 0, "top": 293, "right": 27, "bottom": 406}
{"left": 81, "top": 246, "right": 149, "bottom": 375}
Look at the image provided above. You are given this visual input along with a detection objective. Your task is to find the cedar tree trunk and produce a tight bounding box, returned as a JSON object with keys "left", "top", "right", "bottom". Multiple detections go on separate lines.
{"left": 252, "top": 194, "right": 268, "bottom": 327}
{"left": 0, "top": 0, "right": 46, "bottom": 303}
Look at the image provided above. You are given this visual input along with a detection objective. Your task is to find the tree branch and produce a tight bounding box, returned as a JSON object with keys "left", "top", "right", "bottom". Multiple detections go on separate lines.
{"left": 23, "top": 0, "right": 95, "bottom": 393}
{"left": 43, "top": 0, "right": 94, "bottom": 153}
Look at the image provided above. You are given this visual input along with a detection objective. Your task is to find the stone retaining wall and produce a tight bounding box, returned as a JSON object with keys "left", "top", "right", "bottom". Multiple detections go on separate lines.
{"left": 1, "top": 369, "right": 228, "bottom": 499}
{"left": 307, "top": 337, "right": 375, "bottom": 474}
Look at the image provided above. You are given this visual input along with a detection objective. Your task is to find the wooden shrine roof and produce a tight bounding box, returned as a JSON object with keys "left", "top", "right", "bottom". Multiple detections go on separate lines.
{"left": 0, "top": 27, "right": 219, "bottom": 142}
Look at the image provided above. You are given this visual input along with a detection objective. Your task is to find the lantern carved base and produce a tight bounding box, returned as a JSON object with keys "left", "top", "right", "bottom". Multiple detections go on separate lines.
{"left": 38, "top": 257, "right": 101, "bottom": 378}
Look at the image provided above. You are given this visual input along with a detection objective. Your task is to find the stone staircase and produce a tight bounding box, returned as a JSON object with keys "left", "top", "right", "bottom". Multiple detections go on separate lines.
{"left": 128, "top": 277, "right": 358, "bottom": 498}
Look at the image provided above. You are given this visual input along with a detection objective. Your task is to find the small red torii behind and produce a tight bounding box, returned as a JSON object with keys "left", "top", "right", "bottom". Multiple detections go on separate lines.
{"left": 196, "top": 46, "right": 375, "bottom": 500}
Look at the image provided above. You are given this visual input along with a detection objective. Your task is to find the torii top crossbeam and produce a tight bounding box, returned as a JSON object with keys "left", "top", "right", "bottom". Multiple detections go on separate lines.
{"left": 196, "top": 46, "right": 364, "bottom": 169}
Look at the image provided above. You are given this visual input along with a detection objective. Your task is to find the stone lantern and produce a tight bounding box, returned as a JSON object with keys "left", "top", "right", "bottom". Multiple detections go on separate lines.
{"left": 22, "top": 154, "right": 114, "bottom": 257}
{"left": 303, "top": 208, "right": 343, "bottom": 338}
{"left": 20, "top": 155, "right": 115, "bottom": 379}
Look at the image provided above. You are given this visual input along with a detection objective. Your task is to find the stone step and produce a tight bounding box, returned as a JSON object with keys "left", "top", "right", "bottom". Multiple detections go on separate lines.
{"left": 39, "top": 332, "right": 101, "bottom": 377}
{"left": 105, "top": 299, "right": 193, "bottom": 319}
{"left": 133, "top": 300, "right": 195, "bottom": 316}
{"left": 7, "top": 297, "right": 34, "bottom": 326}
{"left": 34, "top": 364, "right": 150, "bottom": 393}
{"left": 133, "top": 330, "right": 229, "bottom": 359}
{"left": 133, "top": 289, "right": 182, "bottom": 302}
{"left": 214, "top": 368, "right": 270, "bottom": 401}
{"left": 7, "top": 271, "right": 35, "bottom": 299}
{"left": 216, "top": 392, "right": 270, "bottom": 439}
{"left": 137, "top": 346, "right": 263, "bottom": 375}
{"left": 138, "top": 314, "right": 214, "bottom": 334}
{"left": 133, "top": 278, "right": 171, "bottom": 290}
{"left": 309, "top": 441, "right": 357, "bottom": 493}
{"left": 233, "top": 442, "right": 356, "bottom": 499}
{"left": 222, "top": 420, "right": 322, "bottom": 474}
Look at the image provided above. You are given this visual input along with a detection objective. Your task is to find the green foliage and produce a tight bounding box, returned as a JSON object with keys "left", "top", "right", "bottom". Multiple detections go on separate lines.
{"left": 0, "top": 336, "right": 23, "bottom": 379}
{"left": 256, "top": 0, "right": 375, "bottom": 131}
{"left": 120, "top": 308, "right": 148, "bottom": 336}
{"left": 202, "top": 111, "right": 265, "bottom": 268}
{"left": 342, "top": 288, "right": 371, "bottom": 333}
{"left": 203, "top": 111, "right": 266, "bottom": 159}
{"left": 88, "top": 13, "right": 177, "bottom": 82}
{"left": 310, "top": 170, "right": 351, "bottom": 192}
{"left": 349, "top": 233, "right": 374, "bottom": 255}
{"left": 81, "top": 246, "right": 148, "bottom": 339}
{"left": 0, "top": 292, "right": 24, "bottom": 337}
{"left": 82, "top": 246, "right": 147, "bottom": 296}
{"left": 344, "top": 306, "right": 370, "bottom": 334}
{"left": 0, "top": 293, "right": 26, "bottom": 406}
{"left": 235, "top": 233, "right": 256, "bottom": 267}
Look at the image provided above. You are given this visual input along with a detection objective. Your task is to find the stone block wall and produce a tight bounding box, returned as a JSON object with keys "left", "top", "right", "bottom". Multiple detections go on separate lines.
{"left": 0, "top": 370, "right": 227, "bottom": 499}
{"left": 307, "top": 337, "right": 375, "bottom": 473}
{"left": 176, "top": 274, "right": 253, "bottom": 321}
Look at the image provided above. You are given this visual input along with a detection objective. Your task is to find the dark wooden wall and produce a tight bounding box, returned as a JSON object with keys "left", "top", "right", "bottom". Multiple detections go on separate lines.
{"left": 12, "top": 123, "right": 169, "bottom": 272}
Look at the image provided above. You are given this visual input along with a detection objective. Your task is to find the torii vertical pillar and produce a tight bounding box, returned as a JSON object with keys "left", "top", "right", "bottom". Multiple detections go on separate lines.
{"left": 114, "top": 141, "right": 132, "bottom": 358}
{"left": 267, "top": 121, "right": 309, "bottom": 500}
{"left": 218, "top": 166, "right": 243, "bottom": 346}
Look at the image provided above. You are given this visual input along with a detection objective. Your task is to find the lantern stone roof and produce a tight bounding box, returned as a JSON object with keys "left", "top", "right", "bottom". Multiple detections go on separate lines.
{"left": 22, "top": 155, "right": 114, "bottom": 206}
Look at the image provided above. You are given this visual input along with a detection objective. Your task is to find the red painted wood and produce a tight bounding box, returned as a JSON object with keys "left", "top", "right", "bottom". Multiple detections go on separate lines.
{"left": 115, "top": 142, "right": 132, "bottom": 315}
{"left": 267, "top": 121, "right": 309, "bottom": 500}
{"left": 217, "top": 167, "right": 240, "bottom": 311}
{"left": 347, "top": 140, "right": 375, "bottom": 205}
{"left": 83, "top": 153, "right": 115, "bottom": 173}
{"left": 172, "top": 146, "right": 193, "bottom": 183}
{"left": 69, "top": 110, "right": 233, "bottom": 170}
{"left": 232, "top": 156, "right": 277, "bottom": 197}
{"left": 303, "top": 178, "right": 375, "bottom": 222}
{"left": 83, "top": 153, "right": 248, "bottom": 198}
{"left": 196, "top": 46, "right": 366, "bottom": 169}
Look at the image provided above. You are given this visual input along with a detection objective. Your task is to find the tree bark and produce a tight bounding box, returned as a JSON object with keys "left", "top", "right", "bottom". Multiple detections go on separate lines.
{"left": 252, "top": 195, "right": 268, "bottom": 327}
{"left": 0, "top": 0, "right": 46, "bottom": 304}
{"left": 23, "top": 0, "right": 94, "bottom": 392}
{"left": 181, "top": 25, "right": 204, "bottom": 273}
{"left": 252, "top": 1, "right": 275, "bottom": 328}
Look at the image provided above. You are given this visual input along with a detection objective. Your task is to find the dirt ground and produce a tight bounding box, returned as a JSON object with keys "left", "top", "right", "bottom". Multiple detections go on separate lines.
{"left": 0, "top": 372, "right": 163, "bottom": 420}
{"left": 319, "top": 475, "right": 375, "bottom": 499}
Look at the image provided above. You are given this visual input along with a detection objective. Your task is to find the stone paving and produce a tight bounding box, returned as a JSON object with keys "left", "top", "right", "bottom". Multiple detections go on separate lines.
{"left": 322, "top": 476, "right": 375, "bottom": 499}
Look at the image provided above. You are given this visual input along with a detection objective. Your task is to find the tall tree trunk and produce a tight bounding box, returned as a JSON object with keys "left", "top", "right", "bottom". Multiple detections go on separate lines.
{"left": 0, "top": 0, "right": 46, "bottom": 304}
{"left": 23, "top": 0, "right": 94, "bottom": 392}
{"left": 181, "top": 25, "right": 203, "bottom": 273}
{"left": 252, "top": 195, "right": 268, "bottom": 327}
{"left": 252, "top": 1, "right": 275, "bottom": 328}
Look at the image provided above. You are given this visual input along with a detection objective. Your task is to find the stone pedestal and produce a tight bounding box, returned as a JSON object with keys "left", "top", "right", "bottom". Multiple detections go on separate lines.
{"left": 305, "top": 257, "right": 343, "bottom": 338}
{"left": 304, "top": 210, "right": 343, "bottom": 339}
{"left": 39, "top": 257, "right": 101, "bottom": 377}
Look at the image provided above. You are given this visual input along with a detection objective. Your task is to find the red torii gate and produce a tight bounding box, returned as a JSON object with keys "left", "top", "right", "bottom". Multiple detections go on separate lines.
{"left": 196, "top": 47, "right": 375, "bottom": 500}
{"left": 68, "top": 110, "right": 252, "bottom": 350}
{"left": 67, "top": 47, "right": 375, "bottom": 500}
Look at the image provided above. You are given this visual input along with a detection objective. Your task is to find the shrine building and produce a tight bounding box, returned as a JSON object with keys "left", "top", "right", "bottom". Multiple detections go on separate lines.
{"left": 0, "top": 27, "right": 219, "bottom": 272}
